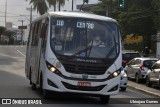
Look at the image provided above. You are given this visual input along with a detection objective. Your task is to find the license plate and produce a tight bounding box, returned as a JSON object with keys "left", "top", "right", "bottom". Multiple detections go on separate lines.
{"left": 77, "top": 82, "right": 91, "bottom": 86}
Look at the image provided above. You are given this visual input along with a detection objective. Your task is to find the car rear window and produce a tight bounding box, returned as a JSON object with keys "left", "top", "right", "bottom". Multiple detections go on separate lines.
{"left": 144, "top": 60, "right": 157, "bottom": 68}
{"left": 152, "top": 62, "right": 160, "bottom": 69}
{"left": 122, "top": 53, "right": 141, "bottom": 62}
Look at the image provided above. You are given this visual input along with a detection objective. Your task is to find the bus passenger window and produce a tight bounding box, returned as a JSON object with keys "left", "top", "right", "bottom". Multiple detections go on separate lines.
{"left": 41, "top": 19, "right": 49, "bottom": 56}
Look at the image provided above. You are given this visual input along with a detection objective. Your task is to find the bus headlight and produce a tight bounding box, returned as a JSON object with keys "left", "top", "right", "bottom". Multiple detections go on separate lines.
{"left": 46, "top": 61, "right": 60, "bottom": 75}
{"left": 50, "top": 67, "right": 56, "bottom": 73}
{"left": 107, "top": 69, "right": 121, "bottom": 80}
{"left": 113, "top": 72, "right": 118, "bottom": 77}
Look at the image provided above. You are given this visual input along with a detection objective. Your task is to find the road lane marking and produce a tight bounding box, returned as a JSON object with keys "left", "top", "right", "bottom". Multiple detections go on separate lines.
{"left": 17, "top": 50, "right": 26, "bottom": 57}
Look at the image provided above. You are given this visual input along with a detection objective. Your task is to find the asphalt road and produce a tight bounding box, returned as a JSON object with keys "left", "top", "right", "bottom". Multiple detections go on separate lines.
{"left": 0, "top": 45, "right": 159, "bottom": 107}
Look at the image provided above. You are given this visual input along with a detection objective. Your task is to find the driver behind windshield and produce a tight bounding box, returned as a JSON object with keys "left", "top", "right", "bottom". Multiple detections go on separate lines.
{"left": 89, "top": 34, "right": 105, "bottom": 47}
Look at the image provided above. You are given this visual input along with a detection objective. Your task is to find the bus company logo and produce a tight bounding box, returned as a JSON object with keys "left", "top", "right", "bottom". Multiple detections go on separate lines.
{"left": 76, "top": 58, "right": 97, "bottom": 63}
{"left": 2, "top": 99, "right": 11, "bottom": 104}
{"left": 82, "top": 74, "right": 88, "bottom": 79}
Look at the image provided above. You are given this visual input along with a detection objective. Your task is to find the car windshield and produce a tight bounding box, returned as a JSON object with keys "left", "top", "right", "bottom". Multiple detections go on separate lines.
{"left": 123, "top": 53, "right": 141, "bottom": 63}
{"left": 50, "top": 17, "right": 120, "bottom": 59}
{"left": 144, "top": 60, "right": 157, "bottom": 68}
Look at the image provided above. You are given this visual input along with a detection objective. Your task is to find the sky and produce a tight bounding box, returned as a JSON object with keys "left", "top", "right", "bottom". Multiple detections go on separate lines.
{"left": 0, "top": 0, "right": 99, "bottom": 27}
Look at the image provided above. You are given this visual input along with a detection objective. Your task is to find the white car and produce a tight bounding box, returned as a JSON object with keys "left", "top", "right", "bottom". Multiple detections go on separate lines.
{"left": 125, "top": 58, "right": 158, "bottom": 83}
{"left": 120, "top": 68, "right": 128, "bottom": 91}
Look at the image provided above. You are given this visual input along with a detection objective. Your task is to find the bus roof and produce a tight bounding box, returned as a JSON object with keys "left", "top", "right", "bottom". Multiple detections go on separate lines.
{"left": 32, "top": 11, "right": 117, "bottom": 23}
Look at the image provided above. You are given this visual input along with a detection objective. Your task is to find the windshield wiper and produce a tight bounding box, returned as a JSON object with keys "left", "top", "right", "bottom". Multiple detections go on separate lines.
{"left": 105, "top": 43, "right": 117, "bottom": 59}
{"left": 71, "top": 44, "right": 93, "bottom": 57}
{"left": 105, "top": 35, "right": 118, "bottom": 59}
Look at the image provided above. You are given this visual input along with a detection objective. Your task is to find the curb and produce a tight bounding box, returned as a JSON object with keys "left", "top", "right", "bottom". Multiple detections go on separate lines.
{"left": 128, "top": 84, "right": 160, "bottom": 98}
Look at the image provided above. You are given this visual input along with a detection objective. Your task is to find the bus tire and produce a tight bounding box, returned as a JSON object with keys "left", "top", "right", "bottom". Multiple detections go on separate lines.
{"left": 29, "top": 69, "right": 32, "bottom": 85}
{"left": 31, "top": 83, "right": 37, "bottom": 90}
{"left": 39, "top": 73, "right": 43, "bottom": 92}
{"left": 30, "top": 69, "right": 37, "bottom": 90}
{"left": 43, "top": 90, "right": 50, "bottom": 99}
{"left": 100, "top": 95, "right": 110, "bottom": 104}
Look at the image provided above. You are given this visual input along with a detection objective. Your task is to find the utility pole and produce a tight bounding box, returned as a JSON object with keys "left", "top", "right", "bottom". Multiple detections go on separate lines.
{"left": 26, "top": 6, "right": 33, "bottom": 25}
{"left": 59, "top": 1, "right": 60, "bottom": 11}
{"left": 106, "top": 0, "right": 113, "bottom": 17}
{"left": 5, "top": 0, "right": 7, "bottom": 27}
{"left": 106, "top": 4, "right": 109, "bottom": 17}
{"left": 18, "top": 20, "right": 25, "bottom": 44}
{"left": 110, "top": 0, "right": 112, "bottom": 17}
{"left": 159, "top": 0, "right": 160, "bottom": 32}
{"left": 72, "top": 0, "right": 74, "bottom": 11}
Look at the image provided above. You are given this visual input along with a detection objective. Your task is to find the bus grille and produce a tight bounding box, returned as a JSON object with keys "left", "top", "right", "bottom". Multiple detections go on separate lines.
{"left": 63, "top": 63, "right": 107, "bottom": 75}
{"left": 62, "top": 82, "right": 105, "bottom": 91}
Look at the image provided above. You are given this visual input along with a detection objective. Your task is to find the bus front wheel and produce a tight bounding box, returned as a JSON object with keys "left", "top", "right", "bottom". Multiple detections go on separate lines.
{"left": 30, "top": 70, "right": 37, "bottom": 90}
{"left": 43, "top": 90, "right": 50, "bottom": 99}
{"left": 100, "top": 95, "right": 110, "bottom": 104}
{"left": 40, "top": 74, "right": 50, "bottom": 99}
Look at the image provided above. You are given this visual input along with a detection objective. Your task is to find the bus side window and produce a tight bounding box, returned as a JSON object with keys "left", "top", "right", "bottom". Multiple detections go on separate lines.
{"left": 31, "top": 21, "right": 42, "bottom": 46}
{"left": 41, "top": 18, "right": 49, "bottom": 56}
{"left": 27, "top": 24, "right": 33, "bottom": 47}
{"left": 31, "top": 23, "right": 36, "bottom": 46}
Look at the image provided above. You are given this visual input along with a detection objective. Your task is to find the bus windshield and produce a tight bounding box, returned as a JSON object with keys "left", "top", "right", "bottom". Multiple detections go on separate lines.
{"left": 51, "top": 18, "right": 120, "bottom": 59}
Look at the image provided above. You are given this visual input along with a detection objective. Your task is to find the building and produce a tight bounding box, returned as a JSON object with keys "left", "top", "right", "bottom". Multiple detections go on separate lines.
{"left": 5, "top": 22, "right": 12, "bottom": 28}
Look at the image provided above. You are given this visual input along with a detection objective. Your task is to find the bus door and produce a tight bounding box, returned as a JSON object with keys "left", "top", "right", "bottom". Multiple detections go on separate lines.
{"left": 35, "top": 18, "right": 49, "bottom": 84}
{"left": 30, "top": 21, "right": 42, "bottom": 84}
{"left": 25, "top": 24, "right": 33, "bottom": 78}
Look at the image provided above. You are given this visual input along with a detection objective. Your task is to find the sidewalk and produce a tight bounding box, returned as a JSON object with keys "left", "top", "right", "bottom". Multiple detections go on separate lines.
{"left": 128, "top": 81, "right": 160, "bottom": 98}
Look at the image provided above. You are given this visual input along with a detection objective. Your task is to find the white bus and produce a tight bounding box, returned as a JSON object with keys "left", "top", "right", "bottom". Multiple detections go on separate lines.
{"left": 25, "top": 12, "right": 122, "bottom": 104}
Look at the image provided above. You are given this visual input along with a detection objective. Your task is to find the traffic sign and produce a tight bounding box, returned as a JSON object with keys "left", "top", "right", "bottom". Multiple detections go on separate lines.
{"left": 18, "top": 26, "right": 27, "bottom": 29}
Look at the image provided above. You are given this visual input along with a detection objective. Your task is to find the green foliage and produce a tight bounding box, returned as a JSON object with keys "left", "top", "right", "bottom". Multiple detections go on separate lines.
{"left": 92, "top": 0, "right": 159, "bottom": 49}
{"left": 26, "top": 0, "right": 67, "bottom": 15}
{"left": 3, "top": 30, "right": 15, "bottom": 38}
{"left": 0, "top": 27, "right": 15, "bottom": 44}
{"left": 0, "top": 26, "right": 6, "bottom": 42}
{"left": 0, "top": 26, "right": 6, "bottom": 35}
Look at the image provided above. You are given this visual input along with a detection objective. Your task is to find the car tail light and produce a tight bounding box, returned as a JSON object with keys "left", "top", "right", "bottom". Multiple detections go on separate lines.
{"left": 140, "top": 64, "right": 144, "bottom": 70}
{"left": 122, "top": 60, "right": 126, "bottom": 63}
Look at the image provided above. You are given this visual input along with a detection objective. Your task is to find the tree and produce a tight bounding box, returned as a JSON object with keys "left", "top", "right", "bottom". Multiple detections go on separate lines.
{"left": 3, "top": 30, "right": 14, "bottom": 38}
{"left": 92, "top": 0, "right": 119, "bottom": 17}
{"left": 92, "top": 0, "right": 158, "bottom": 49}
{"left": 0, "top": 26, "right": 6, "bottom": 43}
{"left": 3, "top": 30, "right": 15, "bottom": 45}
{"left": 26, "top": 0, "right": 67, "bottom": 15}
{"left": 118, "top": 0, "right": 156, "bottom": 47}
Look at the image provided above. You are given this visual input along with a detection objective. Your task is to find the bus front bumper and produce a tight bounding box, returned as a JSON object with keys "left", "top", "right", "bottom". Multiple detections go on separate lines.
{"left": 42, "top": 71, "right": 120, "bottom": 96}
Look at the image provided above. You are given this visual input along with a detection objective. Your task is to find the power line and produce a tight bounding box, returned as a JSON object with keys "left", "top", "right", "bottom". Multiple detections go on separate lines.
{"left": 0, "top": 5, "right": 28, "bottom": 6}
{"left": 0, "top": 11, "right": 26, "bottom": 16}
{"left": 0, "top": 16, "right": 23, "bottom": 17}
{"left": 5, "top": 0, "right": 7, "bottom": 27}
{"left": 0, "top": 11, "right": 39, "bottom": 17}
